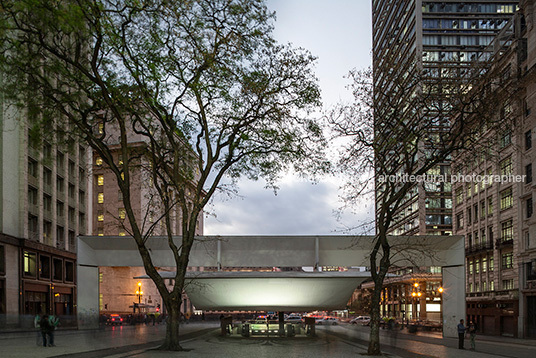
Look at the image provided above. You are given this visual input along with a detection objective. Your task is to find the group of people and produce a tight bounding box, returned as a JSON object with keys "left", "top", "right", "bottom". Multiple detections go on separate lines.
{"left": 457, "top": 318, "right": 478, "bottom": 350}
{"left": 34, "top": 313, "right": 60, "bottom": 347}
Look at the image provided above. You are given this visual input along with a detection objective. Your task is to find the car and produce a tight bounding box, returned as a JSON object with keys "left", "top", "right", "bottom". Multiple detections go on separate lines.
{"left": 249, "top": 319, "right": 279, "bottom": 335}
{"left": 316, "top": 317, "right": 338, "bottom": 325}
{"left": 350, "top": 316, "right": 371, "bottom": 325}
{"left": 285, "top": 315, "right": 303, "bottom": 324}
{"left": 107, "top": 314, "right": 123, "bottom": 326}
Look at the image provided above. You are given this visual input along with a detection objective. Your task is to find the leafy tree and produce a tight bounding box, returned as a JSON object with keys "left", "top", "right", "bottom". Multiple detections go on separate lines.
{"left": 330, "top": 60, "right": 512, "bottom": 355}
{"left": 0, "top": 0, "right": 325, "bottom": 350}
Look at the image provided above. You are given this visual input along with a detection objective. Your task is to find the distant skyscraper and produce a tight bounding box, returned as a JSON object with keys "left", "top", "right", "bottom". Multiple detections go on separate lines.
{"left": 373, "top": 0, "right": 519, "bottom": 236}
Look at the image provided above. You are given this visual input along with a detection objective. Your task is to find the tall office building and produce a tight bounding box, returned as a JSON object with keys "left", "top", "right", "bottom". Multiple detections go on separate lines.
{"left": 373, "top": 1, "right": 518, "bottom": 236}
{"left": 452, "top": 0, "right": 536, "bottom": 338}
{"left": 0, "top": 102, "right": 89, "bottom": 328}
{"left": 371, "top": 1, "right": 519, "bottom": 327}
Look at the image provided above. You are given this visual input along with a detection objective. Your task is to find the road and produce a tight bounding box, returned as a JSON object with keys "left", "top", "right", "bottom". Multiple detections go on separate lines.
{"left": 1, "top": 322, "right": 536, "bottom": 357}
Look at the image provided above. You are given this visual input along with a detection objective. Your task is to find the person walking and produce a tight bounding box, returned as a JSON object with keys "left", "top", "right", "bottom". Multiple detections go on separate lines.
{"left": 33, "top": 312, "right": 41, "bottom": 346}
{"left": 40, "top": 314, "right": 55, "bottom": 347}
{"left": 468, "top": 321, "right": 477, "bottom": 350}
{"left": 457, "top": 319, "right": 467, "bottom": 349}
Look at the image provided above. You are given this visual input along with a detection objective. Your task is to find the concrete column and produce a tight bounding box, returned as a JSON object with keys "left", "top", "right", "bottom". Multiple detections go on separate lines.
{"left": 420, "top": 281, "right": 427, "bottom": 320}
{"left": 77, "top": 264, "right": 99, "bottom": 329}
{"left": 442, "top": 265, "right": 465, "bottom": 338}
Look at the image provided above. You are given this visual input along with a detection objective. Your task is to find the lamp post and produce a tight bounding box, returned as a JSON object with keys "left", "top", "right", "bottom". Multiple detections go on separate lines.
{"left": 135, "top": 282, "right": 143, "bottom": 313}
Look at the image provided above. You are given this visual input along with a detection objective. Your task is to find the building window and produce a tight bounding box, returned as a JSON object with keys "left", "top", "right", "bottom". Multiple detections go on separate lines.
{"left": 524, "top": 97, "right": 531, "bottom": 117}
{"left": 97, "top": 192, "right": 104, "bottom": 204}
{"left": 500, "top": 157, "right": 512, "bottom": 176}
{"left": 43, "top": 168, "right": 52, "bottom": 187}
{"left": 501, "top": 219, "right": 513, "bottom": 242}
{"left": 118, "top": 190, "right": 123, "bottom": 202}
{"left": 456, "top": 187, "right": 463, "bottom": 204}
{"left": 527, "top": 164, "right": 533, "bottom": 183}
{"left": 469, "top": 260, "right": 473, "bottom": 274}
{"left": 97, "top": 175, "right": 104, "bottom": 186}
{"left": 482, "top": 257, "right": 487, "bottom": 272}
{"left": 482, "top": 281, "right": 487, "bottom": 291}
{"left": 98, "top": 227, "right": 104, "bottom": 236}
{"left": 95, "top": 156, "right": 103, "bottom": 166}
{"left": 53, "top": 258, "right": 63, "bottom": 281}
{"left": 481, "top": 228, "right": 486, "bottom": 244}
{"left": 23, "top": 251, "right": 37, "bottom": 277}
{"left": 65, "top": 261, "right": 74, "bottom": 282}
{"left": 502, "top": 279, "right": 514, "bottom": 290}
{"left": 527, "top": 197, "right": 533, "bottom": 218}
{"left": 97, "top": 211, "right": 104, "bottom": 222}
{"left": 490, "top": 280, "right": 494, "bottom": 290}
{"left": 500, "top": 187, "right": 513, "bottom": 210}
{"left": 39, "top": 255, "right": 50, "bottom": 279}
{"left": 526, "top": 130, "right": 532, "bottom": 150}
{"left": 28, "top": 158, "right": 38, "bottom": 177}
{"left": 28, "top": 214, "right": 39, "bottom": 239}
{"left": 475, "top": 259, "right": 480, "bottom": 273}
{"left": 502, "top": 252, "right": 513, "bottom": 269}
{"left": 500, "top": 131, "right": 512, "bottom": 148}
{"left": 43, "top": 194, "right": 52, "bottom": 212}
{"left": 490, "top": 256, "right": 494, "bottom": 271}
{"left": 56, "top": 176, "right": 64, "bottom": 193}
{"left": 467, "top": 207, "right": 472, "bottom": 225}
{"left": 466, "top": 183, "right": 472, "bottom": 198}
{"left": 119, "top": 231, "right": 126, "bottom": 237}
{"left": 119, "top": 208, "right": 126, "bottom": 220}
{"left": 480, "top": 201, "right": 485, "bottom": 219}
{"left": 473, "top": 204, "right": 478, "bottom": 222}
{"left": 28, "top": 186, "right": 38, "bottom": 205}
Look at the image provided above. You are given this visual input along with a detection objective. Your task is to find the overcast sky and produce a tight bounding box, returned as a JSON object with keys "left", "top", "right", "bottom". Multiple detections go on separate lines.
{"left": 204, "top": 0, "right": 373, "bottom": 236}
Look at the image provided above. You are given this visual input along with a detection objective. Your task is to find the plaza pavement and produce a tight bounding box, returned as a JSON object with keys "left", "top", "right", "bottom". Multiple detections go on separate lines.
{"left": 2, "top": 322, "right": 536, "bottom": 357}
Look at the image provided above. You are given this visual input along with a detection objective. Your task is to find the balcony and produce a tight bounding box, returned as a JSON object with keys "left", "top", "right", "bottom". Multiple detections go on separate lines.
{"left": 465, "top": 241, "right": 494, "bottom": 255}
{"left": 496, "top": 238, "right": 514, "bottom": 249}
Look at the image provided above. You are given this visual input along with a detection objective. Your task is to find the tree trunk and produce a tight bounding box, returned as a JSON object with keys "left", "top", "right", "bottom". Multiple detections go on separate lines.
{"left": 159, "top": 298, "right": 185, "bottom": 351}
{"left": 367, "top": 282, "right": 383, "bottom": 355}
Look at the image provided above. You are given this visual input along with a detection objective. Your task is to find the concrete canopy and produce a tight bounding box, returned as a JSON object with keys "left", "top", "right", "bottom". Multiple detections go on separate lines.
{"left": 134, "top": 271, "right": 371, "bottom": 311}
{"left": 78, "top": 235, "right": 465, "bottom": 337}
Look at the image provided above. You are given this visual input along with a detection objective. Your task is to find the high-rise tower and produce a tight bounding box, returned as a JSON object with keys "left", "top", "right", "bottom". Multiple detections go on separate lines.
{"left": 373, "top": 1, "right": 518, "bottom": 236}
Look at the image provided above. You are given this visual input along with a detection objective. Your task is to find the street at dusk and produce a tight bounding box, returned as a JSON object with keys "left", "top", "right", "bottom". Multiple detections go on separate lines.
{"left": 2, "top": 323, "right": 536, "bottom": 358}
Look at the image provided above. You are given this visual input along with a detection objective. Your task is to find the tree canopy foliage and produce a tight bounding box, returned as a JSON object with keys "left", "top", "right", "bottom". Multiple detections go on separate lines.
{"left": 0, "top": 0, "right": 326, "bottom": 350}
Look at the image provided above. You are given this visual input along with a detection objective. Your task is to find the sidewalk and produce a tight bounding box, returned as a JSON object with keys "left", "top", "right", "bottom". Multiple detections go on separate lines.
{"left": 0, "top": 322, "right": 218, "bottom": 358}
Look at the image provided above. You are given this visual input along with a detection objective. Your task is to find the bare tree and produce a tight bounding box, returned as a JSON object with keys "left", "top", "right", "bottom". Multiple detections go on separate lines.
{"left": 0, "top": 0, "right": 326, "bottom": 350}
{"left": 329, "top": 58, "right": 514, "bottom": 355}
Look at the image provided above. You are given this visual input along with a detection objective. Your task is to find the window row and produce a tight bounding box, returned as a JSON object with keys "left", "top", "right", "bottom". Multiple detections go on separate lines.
{"left": 23, "top": 250, "right": 75, "bottom": 283}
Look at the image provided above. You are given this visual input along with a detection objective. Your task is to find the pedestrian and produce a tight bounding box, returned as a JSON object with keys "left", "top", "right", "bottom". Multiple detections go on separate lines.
{"left": 34, "top": 312, "right": 41, "bottom": 346}
{"left": 388, "top": 318, "right": 398, "bottom": 347}
{"left": 40, "top": 314, "right": 55, "bottom": 347}
{"left": 468, "top": 321, "right": 477, "bottom": 350}
{"left": 457, "top": 319, "right": 466, "bottom": 349}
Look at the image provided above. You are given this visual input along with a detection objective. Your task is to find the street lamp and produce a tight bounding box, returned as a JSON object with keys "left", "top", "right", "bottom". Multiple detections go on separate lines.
{"left": 135, "top": 282, "right": 143, "bottom": 313}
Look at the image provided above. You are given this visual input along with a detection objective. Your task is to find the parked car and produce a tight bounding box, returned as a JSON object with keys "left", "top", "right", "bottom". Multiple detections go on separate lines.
{"left": 350, "top": 316, "right": 371, "bottom": 325}
{"left": 316, "top": 317, "right": 338, "bottom": 325}
{"left": 107, "top": 314, "right": 123, "bottom": 325}
{"left": 285, "top": 315, "right": 303, "bottom": 324}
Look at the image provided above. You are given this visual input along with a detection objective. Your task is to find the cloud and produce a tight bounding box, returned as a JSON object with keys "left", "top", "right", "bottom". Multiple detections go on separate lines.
{"left": 204, "top": 178, "right": 374, "bottom": 236}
